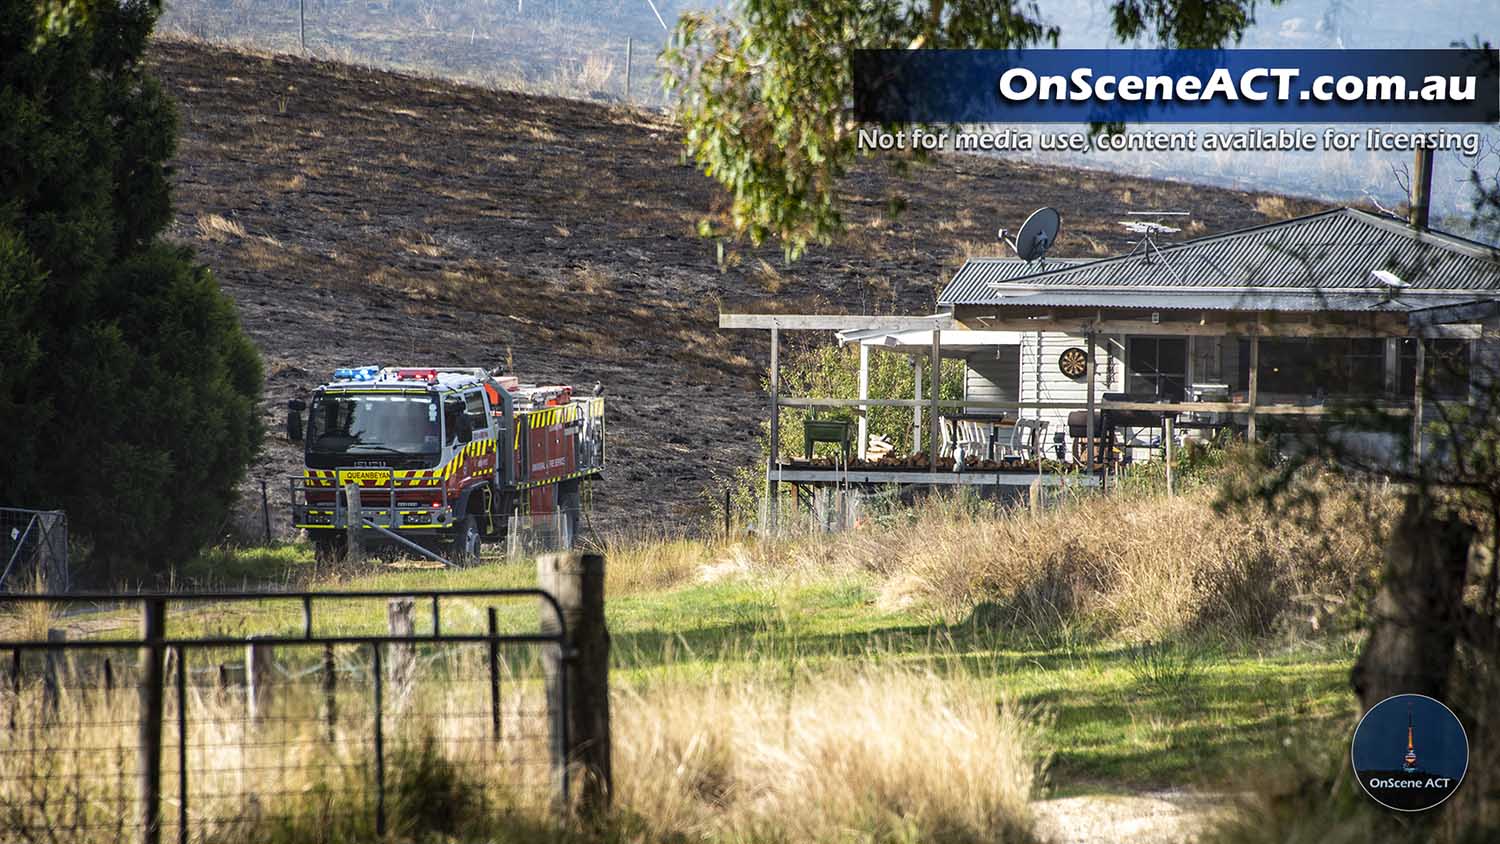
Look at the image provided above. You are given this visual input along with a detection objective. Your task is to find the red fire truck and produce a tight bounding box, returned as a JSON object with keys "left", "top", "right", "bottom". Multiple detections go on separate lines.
{"left": 287, "top": 366, "right": 604, "bottom": 562}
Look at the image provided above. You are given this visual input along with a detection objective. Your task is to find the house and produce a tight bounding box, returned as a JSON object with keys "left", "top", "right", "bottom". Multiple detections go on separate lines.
{"left": 929, "top": 206, "right": 1500, "bottom": 463}
{"left": 719, "top": 200, "right": 1500, "bottom": 501}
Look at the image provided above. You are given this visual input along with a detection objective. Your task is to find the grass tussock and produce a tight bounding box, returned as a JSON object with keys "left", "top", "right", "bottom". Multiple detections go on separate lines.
{"left": 615, "top": 662, "right": 1042, "bottom": 844}
{"left": 877, "top": 479, "right": 1391, "bottom": 641}
{"left": 195, "top": 212, "right": 247, "bottom": 241}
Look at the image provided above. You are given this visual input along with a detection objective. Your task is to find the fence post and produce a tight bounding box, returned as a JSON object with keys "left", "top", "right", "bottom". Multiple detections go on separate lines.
{"left": 386, "top": 598, "right": 415, "bottom": 711}
{"left": 624, "top": 37, "right": 632, "bottom": 101}
{"left": 371, "top": 643, "right": 386, "bottom": 837}
{"left": 175, "top": 648, "right": 188, "bottom": 844}
{"left": 537, "top": 552, "right": 611, "bottom": 819}
{"left": 487, "top": 607, "right": 501, "bottom": 742}
{"left": 299, "top": 0, "right": 306, "bottom": 52}
{"left": 42, "top": 629, "right": 64, "bottom": 721}
{"left": 322, "top": 644, "right": 337, "bottom": 742}
{"left": 246, "top": 638, "right": 274, "bottom": 723}
{"left": 1164, "top": 416, "right": 1175, "bottom": 497}
{"left": 139, "top": 598, "right": 166, "bottom": 844}
{"left": 345, "top": 483, "right": 364, "bottom": 564}
{"left": 7, "top": 648, "right": 16, "bottom": 731}
{"left": 261, "top": 479, "right": 273, "bottom": 545}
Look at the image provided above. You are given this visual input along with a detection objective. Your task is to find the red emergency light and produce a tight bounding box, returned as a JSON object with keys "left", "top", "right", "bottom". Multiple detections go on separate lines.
{"left": 396, "top": 368, "right": 439, "bottom": 382}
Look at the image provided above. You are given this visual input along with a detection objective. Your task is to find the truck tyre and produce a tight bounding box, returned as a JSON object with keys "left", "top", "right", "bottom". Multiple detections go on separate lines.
{"left": 451, "top": 515, "right": 482, "bottom": 565}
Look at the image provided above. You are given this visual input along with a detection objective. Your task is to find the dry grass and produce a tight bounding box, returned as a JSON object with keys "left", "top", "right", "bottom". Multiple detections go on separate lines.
{"left": 752, "top": 258, "right": 786, "bottom": 293}
{"left": 596, "top": 530, "right": 710, "bottom": 595}
{"left": 195, "top": 212, "right": 247, "bottom": 241}
{"left": 589, "top": 466, "right": 1394, "bottom": 643}
{"left": 0, "top": 640, "right": 1042, "bottom": 844}
{"left": 0, "top": 647, "right": 554, "bottom": 844}
{"left": 1253, "top": 195, "right": 1297, "bottom": 220}
{"left": 864, "top": 480, "right": 1392, "bottom": 640}
{"left": 615, "top": 662, "right": 1042, "bottom": 844}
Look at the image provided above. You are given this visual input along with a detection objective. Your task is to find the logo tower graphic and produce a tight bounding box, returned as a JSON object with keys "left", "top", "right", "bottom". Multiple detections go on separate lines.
{"left": 1403, "top": 704, "right": 1418, "bottom": 773}
{"left": 1353, "top": 693, "right": 1468, "bottom": 812}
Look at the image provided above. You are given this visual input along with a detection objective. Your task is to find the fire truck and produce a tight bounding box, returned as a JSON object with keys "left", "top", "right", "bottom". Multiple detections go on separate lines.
{"left": 286, "top": 366, "right": 604, "bottom": 562}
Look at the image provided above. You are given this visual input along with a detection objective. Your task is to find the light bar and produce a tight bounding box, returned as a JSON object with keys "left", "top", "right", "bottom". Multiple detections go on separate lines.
{"left": 333, "top": 365, "right": 380, "bottom": 381}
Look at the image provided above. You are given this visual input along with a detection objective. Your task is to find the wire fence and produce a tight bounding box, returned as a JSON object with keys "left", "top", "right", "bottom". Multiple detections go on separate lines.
{"left": 0, "top": 588, "right": 580, "bottom": 844}
{"left": 157, "top": 0, "right": 674, "bottom": 107}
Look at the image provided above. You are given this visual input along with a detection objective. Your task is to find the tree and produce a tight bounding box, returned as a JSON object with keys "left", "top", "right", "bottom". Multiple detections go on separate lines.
{"left": 0, "top": 0, "right": 263, "bottom": 582}
{"left": 662, "top": 0, "right": 1281, "bottom": 259}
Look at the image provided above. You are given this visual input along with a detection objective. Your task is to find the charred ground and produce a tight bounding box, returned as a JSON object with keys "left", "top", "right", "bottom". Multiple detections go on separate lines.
{"left": 149, "top": 38, "right": 1323, "bottom": 540}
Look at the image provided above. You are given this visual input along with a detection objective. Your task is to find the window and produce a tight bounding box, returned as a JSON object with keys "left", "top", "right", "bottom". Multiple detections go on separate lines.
{"left": 1399, "top": 339, "right": 1470, "bottom": 399}
{"left": 307, "top": 394, "right": 440, "bottom": 457}
{"left": 465, "top": 390, "right": 489, "bottom": 434}
{"left": 1236, "top": 338, "right": 1386, "bottom": 398}
{"left": 1127, "top": 337, "right": 1187, "bottom": 401}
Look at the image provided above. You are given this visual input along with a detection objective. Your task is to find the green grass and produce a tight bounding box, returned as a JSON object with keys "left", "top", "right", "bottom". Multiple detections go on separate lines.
{"left": 174, "top": 542, "right": 318, "bottom": 587}
{"left": 141, "top": 550, "right": 1363, "bottom": 794}
{"left": 597, "top": 575, "right": 1358, "bottom": 794}
{"left": 57, "top": 545, "right": 1361, "bottom": 796}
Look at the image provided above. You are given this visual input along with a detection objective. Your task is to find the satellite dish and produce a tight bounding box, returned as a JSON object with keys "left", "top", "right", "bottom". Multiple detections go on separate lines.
{"left": 1001, "top": 208, "right": 1061, "bottom": 262}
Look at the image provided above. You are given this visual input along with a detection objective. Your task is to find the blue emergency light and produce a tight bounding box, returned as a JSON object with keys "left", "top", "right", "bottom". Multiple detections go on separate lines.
{"left": 333, "top": 365, "right": 380, "bottom": 381}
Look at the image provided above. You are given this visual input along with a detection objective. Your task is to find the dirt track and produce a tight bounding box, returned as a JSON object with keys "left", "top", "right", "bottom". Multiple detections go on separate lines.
{"left": 149, "top": 38, "right": 1321, "bottom": 540}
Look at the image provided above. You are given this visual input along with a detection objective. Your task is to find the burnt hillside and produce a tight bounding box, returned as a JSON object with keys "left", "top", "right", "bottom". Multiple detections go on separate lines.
{"left": 149, "top": 38, "right": 1320, "bottom": 538}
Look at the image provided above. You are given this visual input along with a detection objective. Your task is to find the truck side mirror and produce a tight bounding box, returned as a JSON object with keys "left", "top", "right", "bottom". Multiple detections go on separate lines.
{"left": 286, "top": 398, "right": 306, "bottom": 442}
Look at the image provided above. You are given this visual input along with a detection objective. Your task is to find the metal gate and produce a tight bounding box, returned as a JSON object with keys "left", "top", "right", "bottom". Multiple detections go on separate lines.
{"left": 0, "top": 588, "right": 570, "bottom": 843}
{"left": 0, "top": 507, "right": 68, "bottom": 592}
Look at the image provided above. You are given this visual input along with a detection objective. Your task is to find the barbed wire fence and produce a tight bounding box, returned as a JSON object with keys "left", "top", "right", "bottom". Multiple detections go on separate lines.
{"left": 0, "top": 572, "right": 610, "bottom": 843}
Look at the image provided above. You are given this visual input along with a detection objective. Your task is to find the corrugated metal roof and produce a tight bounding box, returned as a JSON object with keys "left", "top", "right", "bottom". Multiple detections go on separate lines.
{"left": 940, "top": 208, "right": 1500, "bottom": 309}
{"left": 979, "top": 290, "right": 1484, "bottom": 312}
{"left": 938, "top": 258, "right": 1083, "bottom": 306}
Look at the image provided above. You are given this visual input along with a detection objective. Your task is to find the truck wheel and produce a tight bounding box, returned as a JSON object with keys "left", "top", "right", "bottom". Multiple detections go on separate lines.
{"left": 451, "top": 515, "right": 482, "bottom": 565}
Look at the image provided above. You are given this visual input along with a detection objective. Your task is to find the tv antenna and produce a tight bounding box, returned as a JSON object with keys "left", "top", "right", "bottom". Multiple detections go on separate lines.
{"left": 999, "top": 207, "right": 1062, "bottom": 264}
{"left": 1119, "top": 210, "right": 1189, "bottom": 282}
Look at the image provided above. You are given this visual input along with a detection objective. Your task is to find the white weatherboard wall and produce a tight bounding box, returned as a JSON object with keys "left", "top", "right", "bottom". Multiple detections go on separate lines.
{"left": 964, "top": 347, "right": 1021, "bottom": 407}
{"left": 1018, "top": 332, "right": 1124, "bottom": 447}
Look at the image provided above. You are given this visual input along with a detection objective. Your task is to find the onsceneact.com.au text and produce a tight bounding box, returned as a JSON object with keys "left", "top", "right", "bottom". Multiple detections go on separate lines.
{"left": 997, "top": 67, "right": 1480, "bottom": 104}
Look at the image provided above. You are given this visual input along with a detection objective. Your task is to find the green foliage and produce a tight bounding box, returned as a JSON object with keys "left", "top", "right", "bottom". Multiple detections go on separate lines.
{"left": 1113, "top": 428, "right": 1245, "bottom": 497}
{"left": 0, "top": 0, "right": 263, "bottom": 581}
{"left": 662, "top": 0, "right": 1279, "bottom": 260}
{"left": 715, "top": 342, "right": 963, "bottom": 523}
{"left": 773, "top": 341, "right": 963, "bottom": 459}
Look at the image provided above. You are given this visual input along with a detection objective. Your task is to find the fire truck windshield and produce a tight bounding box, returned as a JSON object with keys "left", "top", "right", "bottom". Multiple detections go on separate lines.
{"left": 306, "top": 393, "right": 440, "bottom": 465}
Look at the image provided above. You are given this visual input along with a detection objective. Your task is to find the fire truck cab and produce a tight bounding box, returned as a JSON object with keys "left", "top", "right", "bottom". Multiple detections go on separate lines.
{"left": 287, "top": 366, "right": 604, "bottom": 562}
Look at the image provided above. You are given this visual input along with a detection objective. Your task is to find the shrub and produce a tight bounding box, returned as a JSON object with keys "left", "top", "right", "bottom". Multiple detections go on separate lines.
{"left": 0, "top": 1, "right": 263, "bottom": 583}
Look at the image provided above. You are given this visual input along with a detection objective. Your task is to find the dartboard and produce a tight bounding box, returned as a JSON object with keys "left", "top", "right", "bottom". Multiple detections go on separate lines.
{"left": 1058, "top": 347, "right": 1089, "bottom": 378}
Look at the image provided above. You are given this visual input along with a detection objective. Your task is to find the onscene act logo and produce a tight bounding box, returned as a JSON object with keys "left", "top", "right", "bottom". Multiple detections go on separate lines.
{"left": 1352, "top": 694, "right": 1469, "bottom": 812}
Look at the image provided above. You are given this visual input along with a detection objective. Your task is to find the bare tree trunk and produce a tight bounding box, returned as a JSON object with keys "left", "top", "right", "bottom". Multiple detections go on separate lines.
{"left": 1351, "top": 493, "right": 1473, "bottom": 711}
